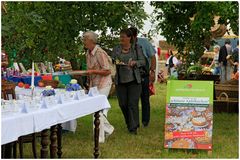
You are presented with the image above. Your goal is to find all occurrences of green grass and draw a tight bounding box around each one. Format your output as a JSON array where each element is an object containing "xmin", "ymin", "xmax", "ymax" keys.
[{"xmin": 21, "ymin": 83, "xmax": 238, "ymax": 158}]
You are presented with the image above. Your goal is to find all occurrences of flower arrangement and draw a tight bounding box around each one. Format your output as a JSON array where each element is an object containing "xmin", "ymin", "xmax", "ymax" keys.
[
  {"xmin": 66, "ymin": 79, "xmax": 81, "ymax": 91},
  {"xmin": 41, "ymin": 86, "xmax": 56, "ymax": 97}
]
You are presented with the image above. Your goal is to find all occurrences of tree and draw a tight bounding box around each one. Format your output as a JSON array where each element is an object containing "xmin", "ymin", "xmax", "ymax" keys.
[
  {"xmin": 2, "ymin": 1, "xmax": 147, "ymax": 68},
  {"xmin": 151, "ymin": 1, "xmax": 238, "ymax": 67}
]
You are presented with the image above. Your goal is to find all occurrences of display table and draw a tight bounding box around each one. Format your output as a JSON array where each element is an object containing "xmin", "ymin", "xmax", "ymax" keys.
[
  {"xmin": 7, "ymin": 76, "xmax": 42, "ymax": 86},
  {"xmin": 6, "ymin": 74, "xmax": 71, "ymax": 86},
  {"xmin": 53, "ymin": 75, "xmax": 71, "ymax": 85},
  {"xmin": 1, "ymin": 95, "xmax": 110, "ymax": 158}
]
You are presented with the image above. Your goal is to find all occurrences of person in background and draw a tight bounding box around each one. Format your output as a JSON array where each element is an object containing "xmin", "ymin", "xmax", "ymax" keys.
[
  {"xmin": 1, "ymin": 38, "xmax": 8, "ymax": 69},
  {"xmin": 1, "ymin": 49, "xmax": 8, "ymax": 69},
  {"xmin": 166, "ymin": 50, "xmax": 178, "ymax": 78},
  {"xmin": 209, "ymin": 45, "xmax": 221, "ymax": 75},
  {"xmin": 129, "ymin": 27, "xmax": 156, "ymax": 127},
  {"xmin": 165, "ymin": 50, "xmax": 170, "ymax": 61},
  {"xmin": 232, "ymin": 40, "xmax": 239, "ymax": 74},
  {"xmin": 112, "ymin": 28, "xmax": 146, "ymax": 134},
  {"xmin": 82, "ymin": 31, "xmax": 114, "ymax": 143},
  {"xmin": 218, "ymin": 39, "xmax": 232, "ymax": 83}
]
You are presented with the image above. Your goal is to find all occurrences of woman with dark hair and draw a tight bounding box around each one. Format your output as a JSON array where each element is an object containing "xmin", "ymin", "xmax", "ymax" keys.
[{"xmin": 112, "ymin": 29, "xmax": 146, "ymax": 134}]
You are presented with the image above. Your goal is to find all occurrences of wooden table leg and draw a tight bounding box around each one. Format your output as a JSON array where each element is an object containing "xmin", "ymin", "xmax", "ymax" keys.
[
  {"xmin": 18, "ymin": 137, "xmax": 23, "ymax": 158},
  {"xmin": 57, "ymin": 124, "xmax": 63, "ymax": 158},
  {"xmin": 41, "ymin": 129, "xmax": 49, "ymax": 158},
  {"xmin": 94, "ymin": 111, "xmax": 100, "ymax": 158},
  {"xmin": 32, "ymin": 133, "xmax": 37, "ymax": 158},
  {"xmin": 1, "ymin": 145, "xmax": 5, "ymax": 158},
  {"xmin": 50, "ymin": 125, "xmax": 58, "ymax": 158},
  {"xmin": 3, "ymin": 142, "xmax": 13, "ymax": 158},
  {"xmin": 13, "ymin": 141, "xmax": 17, "ymax": 158}
]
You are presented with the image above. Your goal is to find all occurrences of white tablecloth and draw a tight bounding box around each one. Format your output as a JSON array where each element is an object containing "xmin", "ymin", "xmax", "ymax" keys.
[
  {"xmin": 1, "ymin": 95, "xmax": 110, "ymax": 145},
  {"xmin": 15, "ymin": 87, "xmax": 77, "ymax": 132}
]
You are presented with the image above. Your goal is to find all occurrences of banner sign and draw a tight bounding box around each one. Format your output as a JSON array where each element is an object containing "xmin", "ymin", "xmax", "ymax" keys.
[{"xmin": 164, "ymin": 80, "xmax": 213, "ymax": 150}]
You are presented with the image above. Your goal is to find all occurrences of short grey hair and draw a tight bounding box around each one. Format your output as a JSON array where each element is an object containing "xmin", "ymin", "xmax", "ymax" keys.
[
  {"xmin": 214, "ymin": 45, "xmax": 220, "ymax": 50},
  {"xmin": 82, "ymin": 31, "xmax": 98, "ymax": 44}
]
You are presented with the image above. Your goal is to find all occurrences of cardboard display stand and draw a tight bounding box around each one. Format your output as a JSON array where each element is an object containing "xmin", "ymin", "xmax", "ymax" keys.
[{"xmin": 164, "ymin": 80, "xmax": 213, "ymax": 151}]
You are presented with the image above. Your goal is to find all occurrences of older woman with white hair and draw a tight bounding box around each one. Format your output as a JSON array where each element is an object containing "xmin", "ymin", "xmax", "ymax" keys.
[
  {"xmin": 82, "ymin": 31, "xmax": 114, "ymax": 143},
  {"xmin": 209, "ymin": 45, "xmax": 221, "ymax": 75}
]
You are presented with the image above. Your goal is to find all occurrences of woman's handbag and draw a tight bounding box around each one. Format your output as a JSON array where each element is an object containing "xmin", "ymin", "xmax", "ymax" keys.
[{"xmin": 149, "ymin": 83, "xmax": 155, "ymax": 96}]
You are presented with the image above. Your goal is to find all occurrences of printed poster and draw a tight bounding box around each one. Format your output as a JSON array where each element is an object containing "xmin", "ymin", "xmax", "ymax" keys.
[{"xmin": 164, "ymin": 80, "xmax": 213, "ymax": 150}]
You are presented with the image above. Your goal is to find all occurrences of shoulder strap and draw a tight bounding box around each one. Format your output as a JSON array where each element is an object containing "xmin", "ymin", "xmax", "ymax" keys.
[
  {"xmin": 169, "ymin": 55, "xmax": 174, "ymax": 62},
  {"xmin": 169, "ymin": 55, "xmax": 174, "ymax": 67},
  {"xmin": 135, "ymin": 43, "xmax": 140, "ymax": 60}
]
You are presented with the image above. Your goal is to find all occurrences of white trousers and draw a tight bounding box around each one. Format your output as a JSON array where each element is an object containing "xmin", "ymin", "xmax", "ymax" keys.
[
  {"xmin": 61, "ymin": 84, "xmax": 114, "ymax": 141},
  {"xmin": 96, "ymin": 84, "xmax": 114, "ymax": 143},
  {"xmin": 62, "ymin": 120, "xmax": 77, "ymax": 132}
]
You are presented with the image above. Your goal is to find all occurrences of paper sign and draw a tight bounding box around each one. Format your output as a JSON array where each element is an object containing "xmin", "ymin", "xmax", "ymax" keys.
[
  {"xmin": 19, "ymin": 63, "xmax": 28, "ymax": 74},
  {"xmin": 74, "ymin": 90, "xmax": 87, "ymax": 100},
  {"xmin": 57, "ymin": 92, "xmax": 73, "ymax": 104},
  {"xmin": 21, "ymin": 103, "xmax": 29, "ymax": 113},
  {"xmin": 88, "ymin": 87, "xmax": 99, "ymax": 97},
  {"xmin": 41, "ymin": 96, "xmax": 57, "ymax": 108},
  {"xmin": 13, "ymin": 62, "xmax": 20, "ymax": 71},
  {"xmin": 23, "ymin": 100, "xmax": 39, "ymax": 112},
  {"xmin": 40, "ymin": 63, "xmax": 47, "ymax": 74}
]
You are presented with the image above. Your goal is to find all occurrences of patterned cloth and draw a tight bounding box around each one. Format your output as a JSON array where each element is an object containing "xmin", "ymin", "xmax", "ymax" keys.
[{"xmin": 86, "ymin": 45, "xmax": 112, "ymax": 90}]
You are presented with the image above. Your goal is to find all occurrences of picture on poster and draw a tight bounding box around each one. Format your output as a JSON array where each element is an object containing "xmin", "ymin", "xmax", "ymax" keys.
[{"xmin": 164, "ymin": 80, "xmax": 213, "ymax": 150}]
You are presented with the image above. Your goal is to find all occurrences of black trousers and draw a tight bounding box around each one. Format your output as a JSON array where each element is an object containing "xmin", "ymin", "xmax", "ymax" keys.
[
  {"xmin": 141, "ymin": 76, "xmax": 150, "ymax": 125},
  {"xmin": 116, "ymin": 81, "xmax": 142, "ymax": 132}
]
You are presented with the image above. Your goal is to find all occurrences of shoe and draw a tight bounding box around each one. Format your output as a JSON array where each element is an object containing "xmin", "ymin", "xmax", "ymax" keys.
[
  {"xmin": 129, "ymin": 129, "xmax": 137, "ymax": 135},
  {"xmin": 142, "ymin": 123, "xmax": 148, "ymax": 127}
]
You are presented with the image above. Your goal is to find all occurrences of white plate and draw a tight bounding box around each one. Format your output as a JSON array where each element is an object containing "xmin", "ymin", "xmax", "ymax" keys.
[{"xmin": 193, "ymin": 123, "xmax": 208, "ymax": 128}]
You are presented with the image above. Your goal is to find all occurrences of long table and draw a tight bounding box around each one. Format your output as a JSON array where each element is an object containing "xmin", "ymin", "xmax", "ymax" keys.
[{"xmin": 1, "ymin": 95, "xmax": 110, "ymax": 158}]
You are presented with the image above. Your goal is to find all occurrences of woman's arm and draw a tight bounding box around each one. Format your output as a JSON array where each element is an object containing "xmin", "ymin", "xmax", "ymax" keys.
[
  {"xmin": 209, "ymin": 59, "xmax": 214, "ymax": 68},
  {"xmin": 87, "ymin": 69, "xmax": 110, "ymax": 76}
]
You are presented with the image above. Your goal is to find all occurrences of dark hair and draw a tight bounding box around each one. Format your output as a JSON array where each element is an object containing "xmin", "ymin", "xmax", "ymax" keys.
[
  {"xmin": 128, "ymin": 27, "xmax": 138, "ymax": 37},
  {"xmin": 225, "ymin": 39, "xmax": 231, "ymax": 44},
  {"xmin": 120, "ymin": 28, "xmax": 134, "ymax": 43}
]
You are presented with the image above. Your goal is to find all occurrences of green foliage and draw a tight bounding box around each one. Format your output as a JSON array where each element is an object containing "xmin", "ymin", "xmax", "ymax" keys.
[
  {"xmin": 187, "ymin": 64, "xmax": 203, "ymax": 75},
  {"xmin": 2, "ymin": 2, "xmax": 147, "ymax": 68},
  {"xmin": 151, "ymin": 1, "xmax": 239, "ymax": 67},
  {"xmin": 169, "ymin": 75, "xmax": 178, "ymax": 80}
]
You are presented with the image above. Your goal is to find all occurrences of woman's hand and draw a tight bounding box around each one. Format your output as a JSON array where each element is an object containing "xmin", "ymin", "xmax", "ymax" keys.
[
  {"xmin": 128, "ymin": 60, "xmax": 137, "ymax": 67},
  {"xmin": 149, "ymin": 70, "xmax": 155, "ymax": 82},
  {"xmin": 234, "ymin": 62, "xmax": 239, "ymax": 66},
  {"xmin": 86, "ymin": 69, "xmax": 111, "ymax": 76}
]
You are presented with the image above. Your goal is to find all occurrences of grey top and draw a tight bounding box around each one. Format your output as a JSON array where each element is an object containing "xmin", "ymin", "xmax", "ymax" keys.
[
  {"xmin": 118, "ymin": 51, "xmax": 135, "ymax": 83},
  {"xmin": 112, "ymin": 44, "xmax": 146, "ymax": 85}
]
